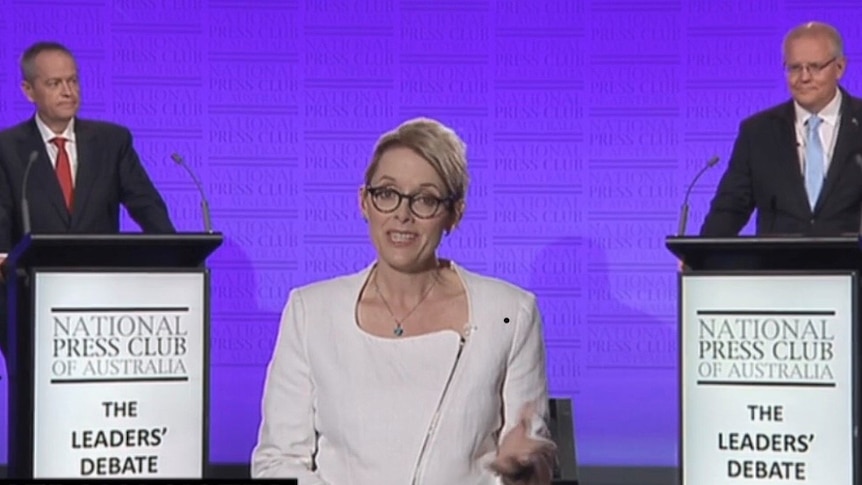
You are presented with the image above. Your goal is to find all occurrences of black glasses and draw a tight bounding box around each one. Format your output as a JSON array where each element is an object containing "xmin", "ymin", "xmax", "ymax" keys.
[
  {"xmin": 365, "ymin": 186, "xmax": 453, "ymax": 219},
  {"xmin": 784, "ymin": 57, "xmax": 837, "ymax": 76}
]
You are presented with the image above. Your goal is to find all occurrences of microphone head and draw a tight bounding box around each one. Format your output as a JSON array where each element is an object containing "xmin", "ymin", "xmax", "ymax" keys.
[
  {"xmin": 170, "ymin": 153, "xmax": 184, "ymax": 165},
  {"xmin": 28, "ymin": 150, "xmax": 38, "ymax": 163},
  {"xmin": 706, "ymin": 155, "xmax": 720, "ymax": 167}
]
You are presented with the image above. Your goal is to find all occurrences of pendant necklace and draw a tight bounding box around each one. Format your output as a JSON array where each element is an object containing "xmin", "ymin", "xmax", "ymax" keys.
[{"xmin": 373, "ymin": 270, "xmax": 438, "ymax": 337}]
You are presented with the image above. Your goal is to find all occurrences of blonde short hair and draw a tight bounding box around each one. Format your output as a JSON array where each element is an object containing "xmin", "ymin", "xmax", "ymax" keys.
[{"xmin": 364, "ymin": 117, "xmax": 470, "ymax": 203}]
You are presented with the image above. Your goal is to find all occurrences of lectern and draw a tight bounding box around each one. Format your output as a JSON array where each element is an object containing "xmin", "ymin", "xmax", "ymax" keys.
[
  {"xmin": 3, "ymin": 233, "xmax": 222, "ymax": 480},
  {"xmin": 667, "ymin": 236, "xmax": 861, "ymax": 485}
]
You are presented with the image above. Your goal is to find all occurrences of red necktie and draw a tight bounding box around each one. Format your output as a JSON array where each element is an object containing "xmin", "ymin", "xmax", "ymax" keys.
[{"xmin": 52, "ymin": 137, "xmax": 74, "ymax": 210}]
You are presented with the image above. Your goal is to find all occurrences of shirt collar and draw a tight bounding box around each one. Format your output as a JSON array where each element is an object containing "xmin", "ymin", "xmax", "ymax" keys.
[
  {"xmin": 34, "ymin": 115, "xmax": 76, "ymax": 144},
  {"xmin": 794, "ymin": 89, "xmax": 842, "ymax": 126}
]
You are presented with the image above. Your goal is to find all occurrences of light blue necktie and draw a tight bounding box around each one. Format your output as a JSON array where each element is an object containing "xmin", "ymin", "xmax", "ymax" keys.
[{"xmin": 805, "ymin": 115, "xmax": 824, "ymax": 210}]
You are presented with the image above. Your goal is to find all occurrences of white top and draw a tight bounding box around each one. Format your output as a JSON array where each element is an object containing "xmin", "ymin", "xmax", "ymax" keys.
[
  {"xmin": 251, "ymin": 262, "xmax": 552, "ymax": 485},
  {"xmin": 794, "ymin": 89, "xmax": 841, "ymax": 173}
]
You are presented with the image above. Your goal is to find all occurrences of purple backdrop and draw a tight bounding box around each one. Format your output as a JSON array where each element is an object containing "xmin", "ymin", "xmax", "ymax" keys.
[{"xmin": 1, "ymin": 0, "xmax": 861, "ymax": 468}]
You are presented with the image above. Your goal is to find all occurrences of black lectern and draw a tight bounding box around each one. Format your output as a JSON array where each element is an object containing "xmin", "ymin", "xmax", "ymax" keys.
[
  {"xmin": 667, "ymin": 236, "xmax": 861, "ymax": 485},
  {"xmin": 4, "ymin": 233, "xmax": 222, "ymax": 480}
]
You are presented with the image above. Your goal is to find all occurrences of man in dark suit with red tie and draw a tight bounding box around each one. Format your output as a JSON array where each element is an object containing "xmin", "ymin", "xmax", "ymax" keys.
[
  {"xmin": 700, "ymin": 22, "xmax": 862, "ymax": 236},
  {"xmin": 0, "ymin": 41, "xmax": 175, "ymax": 352}
]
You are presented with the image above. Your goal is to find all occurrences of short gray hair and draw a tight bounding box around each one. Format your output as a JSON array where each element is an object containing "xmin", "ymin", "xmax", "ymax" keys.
[
  {"xmin": 782, "ymin": 21, "xmax": 845, "ymax": 59},
  {"xmin": 20, "ymin": 41, "xmax": 75, "ymax": 82}
]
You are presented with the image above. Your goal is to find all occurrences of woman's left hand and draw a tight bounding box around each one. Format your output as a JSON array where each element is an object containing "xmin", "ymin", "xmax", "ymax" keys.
[{"xmin": 488, "ymin": 404, "xmax": 557, "ymax": 485}]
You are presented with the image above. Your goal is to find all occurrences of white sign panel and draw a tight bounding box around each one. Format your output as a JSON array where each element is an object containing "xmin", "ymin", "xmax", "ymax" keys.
[
  {"xmin": 681, "ymin": 274, "xmax": 856, "ymax": 485},
  {"xmin": 33, "ymin": 271, "xmax": 205, "ymax": 479},
  {"xmin": 682, "ymin": 273, "xmax": 855, "ymax": 484}
]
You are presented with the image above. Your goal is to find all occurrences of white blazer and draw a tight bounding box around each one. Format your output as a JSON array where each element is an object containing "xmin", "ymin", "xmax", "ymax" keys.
[{"xmin": 251, "ymin": 262, "xmax": 551, "ymax": 485}]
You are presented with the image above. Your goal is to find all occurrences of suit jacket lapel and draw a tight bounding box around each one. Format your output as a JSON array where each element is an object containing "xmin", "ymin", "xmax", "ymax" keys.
[
  {"xmin": 70, "ymin": 120, "xmax": 97, "ymax": 228},
  {"xmin": 17, "ymin": 119, "xmax": 71, "ymax": 225},
  {"xmin": 817, "ymin": 90, "xmax": 862, "ymax": 213},
  {"xmin": 773, "ymin": 102, "xmax": 812, "ymax": 216}
]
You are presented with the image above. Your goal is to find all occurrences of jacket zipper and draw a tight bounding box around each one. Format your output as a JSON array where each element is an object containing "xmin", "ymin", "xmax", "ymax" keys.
[{"xmin": 410, "ymin": 336, "xmax": 466, "ymax": 485}]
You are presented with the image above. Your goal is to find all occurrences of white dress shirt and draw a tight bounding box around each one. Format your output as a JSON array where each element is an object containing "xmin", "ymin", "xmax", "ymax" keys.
[
  {"xmin": 35, "ymin": 114, "xmax": 78, "ymax": 185},
  {"xmin": 794, "ymin": 89, "xmax": 841, "ymax": 174},
  {"xmin": 251, "ymin": 261, "xmax": 554, "ymax": 485}
]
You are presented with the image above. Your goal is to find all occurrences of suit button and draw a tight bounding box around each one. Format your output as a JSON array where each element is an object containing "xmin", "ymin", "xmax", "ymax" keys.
[{"xmin": 810, "ymin": 218, "xmax": 815, "ymax": 224}]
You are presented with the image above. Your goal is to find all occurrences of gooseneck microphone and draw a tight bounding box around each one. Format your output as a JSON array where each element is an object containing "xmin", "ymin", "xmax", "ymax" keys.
[
  {"xmin": 21, "ymin": 150, "xmax": 40, "ymax": 235},
  {"xmin": 677, "ymin": 155, "xmax": 721, "ymax": 236},
  {"xmin": 170, "ymin": 153, "xmax": 213, "ymax": 233}
]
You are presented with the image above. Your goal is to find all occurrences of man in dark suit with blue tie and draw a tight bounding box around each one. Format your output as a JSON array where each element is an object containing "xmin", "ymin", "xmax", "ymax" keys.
[
  {"xmin": 701, "ymin": 22, "xmax": 862, "ymax": 236},
  {"xmin": 0, "ymin": 41, "xmax": 175, "ymax": 352}
]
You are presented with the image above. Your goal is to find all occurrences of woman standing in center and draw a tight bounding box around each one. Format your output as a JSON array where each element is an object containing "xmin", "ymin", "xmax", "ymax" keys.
[{"xmin": 252, "ymin": 118, "xmax": 557, "ymax": 484}]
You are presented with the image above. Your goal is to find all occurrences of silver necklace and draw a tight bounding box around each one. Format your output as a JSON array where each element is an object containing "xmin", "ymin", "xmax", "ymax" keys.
[{"xmin": 373, "ymin": 271, "xmax": 438, "ymax": 337}]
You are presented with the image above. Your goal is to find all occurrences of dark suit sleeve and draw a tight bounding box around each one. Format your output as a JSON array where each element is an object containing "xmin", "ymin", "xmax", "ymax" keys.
[
  {"xmin": 699, "ymin": 121, "xmax": 756, "ymax": 236},
  {"xmin": 0, "ymin": 152, "xmax": 14, "ymax": 253},
  {"xmin": 116, "ymin": 128, "xmax": 176, "ymax": 233}
]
